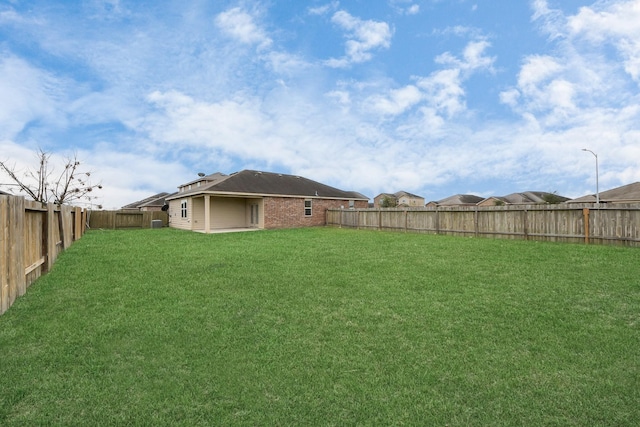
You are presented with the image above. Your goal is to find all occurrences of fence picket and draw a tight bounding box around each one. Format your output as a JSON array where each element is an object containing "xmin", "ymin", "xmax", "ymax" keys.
[
  {"xmin": 0, "ymin": 195, "xmax": 86, "ymax": 316},
  {"xmin": 327, "ymin": 204, "xmax": 640, "ymax": 247}
]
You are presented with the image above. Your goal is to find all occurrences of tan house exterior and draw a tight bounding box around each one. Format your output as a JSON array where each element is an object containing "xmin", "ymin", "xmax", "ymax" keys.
[
  {"xmin": 374, "ymin": 191, "xmax": 425, "ymax": 208},
  {"xmin": 165, "ymin": 170, "xmax": 369, "ymax": 232}
]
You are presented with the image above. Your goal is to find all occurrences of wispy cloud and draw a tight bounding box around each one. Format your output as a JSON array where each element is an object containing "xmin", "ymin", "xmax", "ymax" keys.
[
  {"xmin": 324, "ymin": 10, "xmax": 393, "ymax": 67},
  {"xmin": 308, "ymin": 2, "xmax": 339, "ymax": 16},
  {"xmin": 215, "ymin": 7, "xmax": 273, "ymax": 50},
  {"xmin": 363, "ymin": 38, "xmax": 495, "ymax": 119}
]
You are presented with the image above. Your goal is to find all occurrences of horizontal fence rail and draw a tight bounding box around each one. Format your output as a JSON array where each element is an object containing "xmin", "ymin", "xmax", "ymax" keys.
[
  {"xmin": 327, "ymin": 204, "xmax": 640, "ymax": 247},
  {"xmin": 88, "ymin": 210, "xmax": 168, "ymax": 229},
  {"xmin": 1, "ymin": 195, "xmax": 86, "ymax": 316}
]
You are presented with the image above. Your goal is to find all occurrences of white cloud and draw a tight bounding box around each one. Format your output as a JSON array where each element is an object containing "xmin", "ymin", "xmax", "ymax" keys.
[
  {"xmin": 214, "ymin": 7, "xmax": 272, "ymax": 50},
  {"xmin": 435, "ymin": 39, "xmax": 495, "ymax": 73},
  {"xmin": 414, "ymin": 39, "xmax": 494, "ymax": 118},
  {"xmin": 530, "ymin": 0, "xmax": 566, "ymax": 39},
  {"xmin": 416, "ymin": 69, "xmax": 465, "ymax": 117},
  {"xmin": 517, "ymin": 55, "xmax": 563, "ymax": 91},
  {"xmin": 325, "ymin": 10, "xmax": 393, "ymax": 67},
  {"xmin": 367, "ymin": 85, "xmax": 423, "ymax": 116},
  {"xmin": 504, "ymin": 0, "xmax": 640, "ymax": 133},
  {"xmin": 567, "ymin": 0, "xmax": 640, "ymax": 81},
  {"xmin": 342, "ymin": 38, "xmax": 494, "ymax": 122},
  {"xmin": 407, "ymin": 5, "xmax": 420, "ymax": 15},
  {"xmin": 308, "ymin": 2, "xmax": 339, "ymax": 16}
]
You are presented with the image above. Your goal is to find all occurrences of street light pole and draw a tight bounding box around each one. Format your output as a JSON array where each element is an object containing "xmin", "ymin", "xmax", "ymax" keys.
[{"xmin": 582, "ymin": 149, "xmax": 599, "ymax": 204}]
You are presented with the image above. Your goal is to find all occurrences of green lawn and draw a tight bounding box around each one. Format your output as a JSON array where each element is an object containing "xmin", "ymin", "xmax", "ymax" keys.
[{"xmin": 1, "ymin": 227, "xmax": 638, "ymax": 426}]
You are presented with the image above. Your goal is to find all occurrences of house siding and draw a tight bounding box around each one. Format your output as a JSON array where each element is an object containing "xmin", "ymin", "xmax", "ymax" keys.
[
  {"xmin": 191, "ymin": 197, "xmax": 206, "ymax": 230},
  {"xmin": 210, "ymin": 197, "xmax": 248, "ymax": 228},
  {"xmin": 263, "ymin": 197, "xmax": 368, "ymax": 229},
  {"xmin": 168, "ymin": 198, "xmax": 193, "ymax": 230}
]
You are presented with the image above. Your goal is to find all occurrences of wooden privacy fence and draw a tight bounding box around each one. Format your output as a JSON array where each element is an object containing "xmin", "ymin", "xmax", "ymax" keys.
[
  {"xmin": 88, "ymin": 210, "xmax": 168, "ymax": 229},
  {"xmin": 1, "ymin": 195, "xmax": 86, "ymax": 316},
  {"xmin": 327, "ymin": 204, "xmax": 640, "ymax": 247}
]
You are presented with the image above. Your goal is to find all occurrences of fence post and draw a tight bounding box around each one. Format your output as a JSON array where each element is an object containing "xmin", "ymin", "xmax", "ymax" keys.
[
  {"xmin": 46, "ymin": 203, "xmax": 57, "ymax": 271},
  {"xmin": 523, "ymin": 208, "xmax": 529, "ymax": 240},
  {"xmin": 58, "ymin": 205, "xmax": 67, "ymax": 249},
  {"xmin": 583, "ymin": 208, "xmax": 590, "ymax": 244},
  {"xmin": 0, "ymin": 196, "xmax": 9, "ymax": 314},
  {"xmin": 74, "ymin": 207, "xmax": 82, "ymax": 241},
  {"xmin": 474, "ymin": 207, "xmax": 479, "ymax": 237},
  {"xmin": 5, "ymin": 196, "xmax": 26, "ymax": 303}
]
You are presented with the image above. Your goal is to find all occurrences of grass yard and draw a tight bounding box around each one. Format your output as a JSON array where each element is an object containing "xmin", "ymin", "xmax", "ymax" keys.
[{"xmin": 0, "ymin": 227, "xmax": 638, "ymax": 426}]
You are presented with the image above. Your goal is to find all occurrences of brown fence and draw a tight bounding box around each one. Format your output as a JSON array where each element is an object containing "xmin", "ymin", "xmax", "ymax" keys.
[
  {"xmin": 327, "ymin": 204, "xmax": 640, "ymax": 246},
  {"xmin": 88, "ymin": 210, "xmax": 168, "ymax": 229},
  {"xmin": 1, "ymin": 195, "xmax": 86, "ymax": 316}
]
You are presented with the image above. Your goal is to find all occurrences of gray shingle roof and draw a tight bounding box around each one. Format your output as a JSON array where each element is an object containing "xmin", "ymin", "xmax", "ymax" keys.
[
  {"xmin": 394, "ymin": 190, "xmax": 424, "ymax": 199},
  {"xmin": 502, "ymin": 191, "xmax": 569, "ymax": 204},
  {"xmin": 568, "ymin": 182, "xmax": 640, "ymax": 203},
  {"xmin": 122, "ymin": 192, "xmax": 170, "ymax": 209},
  {"xmin": 435, "ymin": 194, "xmax": 484, "ymax": 205},
  {"xmin": 168, "ymin": 170, "xmax": 369, "ymax": 200}
]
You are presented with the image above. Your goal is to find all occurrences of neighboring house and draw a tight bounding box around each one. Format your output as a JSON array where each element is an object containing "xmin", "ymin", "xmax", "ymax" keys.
[
  {"xmin": 122, "ymin": 192, "xmax": 171, "ymax": 211},
  {"xmin": 165, "ymin": 170, "xmax": 369, "ymax": 232},
  {"xmin": 567, "ymin": 182, "xmax": 640, "ymax": 204},
  {"xmin": 374, "ymin": 191, "xmax": 425, "ymax": 208},
  {"xmin": 426, "ymin": 194, "xmax": 484, "ymax": 207},
  {"xmin": 477, "ymin": 191, "xmax": 569, "ymax": 207}
]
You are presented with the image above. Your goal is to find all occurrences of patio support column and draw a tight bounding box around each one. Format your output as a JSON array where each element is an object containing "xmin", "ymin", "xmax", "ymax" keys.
[{"xmin": 204, "ymin": 195, "xmax": 211, "ymax": 233}]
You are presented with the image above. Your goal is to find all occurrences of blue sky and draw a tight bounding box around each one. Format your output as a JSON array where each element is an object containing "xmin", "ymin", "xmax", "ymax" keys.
[{"xmin": 1, "ymin": 0, "xmax": 639, "ymax": 208}]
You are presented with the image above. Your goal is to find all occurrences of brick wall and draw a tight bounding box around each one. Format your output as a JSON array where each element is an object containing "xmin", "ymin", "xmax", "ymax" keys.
[{"xmin": 264, "ymin": 197, "xmax": 368, "ymax": 229}]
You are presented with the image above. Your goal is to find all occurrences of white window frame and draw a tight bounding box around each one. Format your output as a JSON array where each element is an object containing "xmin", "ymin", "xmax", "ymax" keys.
[
  {"xmin": 304, "ymin": 199, "xmax": 312, "ymax": 216},
  {"xmin": 181, "ymin": 200, "xmax": 188, "ymax": 218}
]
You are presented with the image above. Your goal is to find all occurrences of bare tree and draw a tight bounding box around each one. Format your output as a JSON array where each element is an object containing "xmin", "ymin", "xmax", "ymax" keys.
[{"xmin": 0, "ymin": 148, "xmax": 103, "ymax": 207}]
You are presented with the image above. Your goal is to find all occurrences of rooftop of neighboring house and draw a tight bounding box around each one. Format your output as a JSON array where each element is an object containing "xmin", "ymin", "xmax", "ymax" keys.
[
  {"xmin": 433, "ymin": 194, "xmax": 485, "ymax": 206},
  {"xmin": 394, "ymin": 190, "xmax": 424, "ymax": 199},
  {"xmin": 499, "ymin": 191, "xmax": 570, "ymax": 204},
  {"xmin": 122, "ymin": 192, "xmax": 170, "ymax": 210},
  {"xmin": 567, "ymin": 181, "xmax": 640, "ymax": 203},
  {"xmin": 167, "ymin": 170, "xmax": 369, "ymax": 201}
]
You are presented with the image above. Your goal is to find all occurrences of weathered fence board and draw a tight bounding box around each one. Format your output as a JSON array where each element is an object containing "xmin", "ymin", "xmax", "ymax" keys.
[
  {"xmin": 0, "ymin": 195, "xmax": 85, "ymax": 316},
  {"xmin": 327, "ymin": 204, "xmax": 640, "ymax": 247},
  {"xmin": 88, "ymin": 210, "xmax": 168, "ymax": 229}
]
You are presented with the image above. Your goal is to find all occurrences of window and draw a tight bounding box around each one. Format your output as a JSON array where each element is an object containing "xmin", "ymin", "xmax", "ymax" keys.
[
  {"xmin": 304, "ymin": 199, "xmax": 312, "ymax": 216},
  {"xmin": 250, "ymin": 204, "xmax": 259, "ymax": 225},
  {"xmin": 181, "ymin": 200, "xmax": 188, "ymax": 218},
  {"xmin": 349, "ymin": 200, "xmax": 355, "ymax": 209}
]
